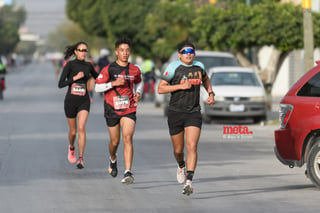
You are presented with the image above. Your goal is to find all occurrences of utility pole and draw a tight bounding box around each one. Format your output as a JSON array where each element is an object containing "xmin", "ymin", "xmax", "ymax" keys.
[{"xmin": 302, "ymin": 0, "xmax": 314, "ymax": 72}]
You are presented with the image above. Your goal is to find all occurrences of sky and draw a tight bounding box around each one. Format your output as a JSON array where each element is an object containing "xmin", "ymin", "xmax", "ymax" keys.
[{"xmin": 13, "ymin": 0, "xmax": 67, "ymax": 38}]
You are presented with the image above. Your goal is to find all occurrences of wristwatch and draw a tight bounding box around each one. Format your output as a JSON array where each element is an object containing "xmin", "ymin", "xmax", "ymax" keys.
[{"xmin": 208, "ymin": 91, "xmax": 215, "ymax": 96}]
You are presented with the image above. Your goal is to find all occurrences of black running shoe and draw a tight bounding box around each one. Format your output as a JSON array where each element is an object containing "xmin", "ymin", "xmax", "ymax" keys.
[
  {"xmin": 76, "ymin": 158, "xmax": 84, "ymax": 169},
  {"xmin": 121, "ymin": 171, "xmax": 134, "ymax": 184},
  {"xmin": 108, "ymin": 160, "xmax": 118, "ymax": 177}
]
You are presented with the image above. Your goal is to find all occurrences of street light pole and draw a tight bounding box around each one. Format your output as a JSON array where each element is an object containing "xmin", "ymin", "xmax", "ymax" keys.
[{"xmin": 302, "ymin": 0, "xmax": 314, "ymax": 72}]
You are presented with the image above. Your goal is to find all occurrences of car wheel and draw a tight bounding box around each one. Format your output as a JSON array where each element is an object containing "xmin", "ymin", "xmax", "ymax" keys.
[
  {"xmin": 0, "ymin": 86, "xmax": 3, "ymax": 100},
  {"xmin": 155, "ymin": 101, "xmax": 161, "ymax": 108},
  {"xmin": 306, "ymin": 140, "xmax": 320, "ymax": 188},
  {"xmin": 202, "ymin": 114, "xmax": 211, "ymax": 124},
  {"xmin": 253, "ymin": 116, "xmax": 266, "ymax": 124}
]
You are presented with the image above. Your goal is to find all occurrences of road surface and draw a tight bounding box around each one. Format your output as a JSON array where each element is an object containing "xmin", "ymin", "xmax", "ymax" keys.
[{"xmin": 0, "ymin": 61, "xmax": 319, "ymax": 213}]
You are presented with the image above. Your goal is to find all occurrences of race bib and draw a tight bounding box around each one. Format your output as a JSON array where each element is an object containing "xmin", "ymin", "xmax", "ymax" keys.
[
  {"xmin": 113, "ymin": 95, "xmax": 130, "ymax": 110},
  {"xmin": 71, "ymin": 83, "xmax": 86, "ymax": 96}
]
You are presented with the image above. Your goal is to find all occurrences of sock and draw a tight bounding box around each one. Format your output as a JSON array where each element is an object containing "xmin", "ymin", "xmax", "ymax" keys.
[
  {"xmin": 109, "ymin": 157, "xmax": 117, "ymax": 163},
  {"xmin": 178, "ymin": 160, "xmax": 185, "ymax": 168},
  {"xmin": 186, "ymin": 171, "xmax": 194, "ymax": 181},
  {"xmin": 69, "ymin": 146, "xmax": 75, "ymax": 151}
]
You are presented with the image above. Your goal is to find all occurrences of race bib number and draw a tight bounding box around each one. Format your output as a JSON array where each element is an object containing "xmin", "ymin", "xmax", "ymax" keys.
[
  {"xmin": 71, "ymin": 83, "xmax": 86, "ymax": 96},
  {"xmin": 113, "ymin": 95, "xmax": 130, "ymax": 110}
]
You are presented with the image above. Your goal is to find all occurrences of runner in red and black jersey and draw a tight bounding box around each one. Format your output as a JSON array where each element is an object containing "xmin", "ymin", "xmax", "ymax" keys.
[
  {"xmin": 58, "ymin": 41, "xmax": 98, "ymax": 169},
  {"xmin": 95, "ymin": 37, "xmax": 143, "ymax": 184}
]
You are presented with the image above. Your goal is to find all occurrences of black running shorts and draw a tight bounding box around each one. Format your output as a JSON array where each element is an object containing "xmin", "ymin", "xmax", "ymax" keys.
[
  {"xmin": 105, "ymin": 112, "xmax": 136, "ymax": 127},
  {"xmin": 64, "ymin": 98, "xmax": 90, "ymax": 118},
  {"xmin": 167, "ymin": 109, "xmax": 202, "ymax": 136}
]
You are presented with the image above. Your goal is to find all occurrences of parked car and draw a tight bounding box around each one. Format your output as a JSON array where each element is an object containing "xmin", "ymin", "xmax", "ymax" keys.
[
  {"xmin": 155, "ymin": 50, "xmax": 239, "ymax": 113},
  {"xmin": 274, "ymin": 61, "xmax": 320, "ymax": 188},
  {"xmin": 200, "ymin": 66, "xmax": 267, "ymax": 123}
]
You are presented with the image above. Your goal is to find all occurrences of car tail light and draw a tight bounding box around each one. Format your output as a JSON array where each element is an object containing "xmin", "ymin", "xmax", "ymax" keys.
[{"xmin": 279, "ymin": 104, "xmax": 293, "ymax": 129}]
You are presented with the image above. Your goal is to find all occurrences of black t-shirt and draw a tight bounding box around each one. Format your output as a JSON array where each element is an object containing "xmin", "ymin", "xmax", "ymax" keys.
[
  {"xmin": 58, "ymin": 59, "xmax": 98, "ymax": 101},
  {"xmin": 161, "ymin": 60, "xmax": 206, "ymax": 113}
]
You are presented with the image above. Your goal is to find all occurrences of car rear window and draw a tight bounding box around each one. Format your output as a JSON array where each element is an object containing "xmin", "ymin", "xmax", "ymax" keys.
[
  {"xmin": 195, "ymin": 56, "xmax": 238, "ymax": 69},
  {"xmin": 211, "ymin": 72, "xmax": 261, "ymax": 86},
  {"xmin": 297, "ymin": 72, "xmax": 320, "ymax": 97}
]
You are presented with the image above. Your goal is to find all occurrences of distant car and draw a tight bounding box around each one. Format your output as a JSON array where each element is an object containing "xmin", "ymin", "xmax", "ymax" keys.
[
  {"xmin": 200, "ymin": 66, "xmax": 267, "ymax": 123},
  {"xmin": 156, "ymin": 50, "xmax": 239, "ymax": 113},
  {"xmin": 274, "ymin": 61, "xmax": 320, "ymax": 188}
]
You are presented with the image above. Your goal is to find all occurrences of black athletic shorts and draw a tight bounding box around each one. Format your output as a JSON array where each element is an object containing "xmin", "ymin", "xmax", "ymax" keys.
[
  {"xmin": 105, "ymin": 112, "xmax": 136, "ymax": 127},
  {"xmin": 167, "ymin": 109, "xmax": 202, "ymax": 136},
  {"xmin": 64, "ymin": 98, "xmax": 90, "ymax": 118}
]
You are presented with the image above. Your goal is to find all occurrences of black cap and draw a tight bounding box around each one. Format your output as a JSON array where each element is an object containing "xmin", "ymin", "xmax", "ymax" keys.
[{"xmin": 177, "ymin": 41, "xmax": 195, "ymax": 53}]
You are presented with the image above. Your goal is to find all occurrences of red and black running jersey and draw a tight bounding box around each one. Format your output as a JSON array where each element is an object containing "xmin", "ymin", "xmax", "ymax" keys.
[{"xmin": 95, "ymin": 62, "xmax": 142, "ymax": 117}]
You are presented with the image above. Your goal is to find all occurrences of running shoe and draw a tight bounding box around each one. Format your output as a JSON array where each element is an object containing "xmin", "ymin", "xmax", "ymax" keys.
[
  {"xmin": 108, "ymin": 159, "xmax": 118, "ymax": 177},
  {"xmin": 176, "ymin": 166, "xmax": 186, "ymax": 184},
  {"xmin": 121, "ymin": 171, "xmax": 134, "ymax": 184},
  {"xmin": 68, "ymin": 146, "xmax": 76, "ymax": 164},
  {"xmin": 76, "ymin": 158, "xmax": 84, "ymax": 169},
  {"xmin": 182, "ymin": 180, "xmax": 193, "ymax": 196}
]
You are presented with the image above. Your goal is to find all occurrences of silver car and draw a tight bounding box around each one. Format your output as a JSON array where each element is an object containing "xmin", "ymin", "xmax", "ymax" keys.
[{"xmin": 200, "ymin": 66, "xmax": 267, "ymax": 123}]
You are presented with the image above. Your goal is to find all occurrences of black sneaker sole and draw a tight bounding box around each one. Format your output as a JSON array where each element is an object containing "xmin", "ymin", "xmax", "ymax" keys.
[
  {"xmin": 109, "ymin": 167, "xmax": 118, "ymax": 177},
  {"xmin": 77, "ymin": 163, "xmax": 84, "ymax": 169},
  {"xmin": 182, "ymin": 185, "xmax": 193, "ymax": 196}
]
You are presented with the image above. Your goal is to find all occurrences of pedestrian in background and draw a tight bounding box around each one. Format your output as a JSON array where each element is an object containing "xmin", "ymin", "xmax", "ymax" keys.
[
  {"xmin": 158, "ymin": 41, "xmax": 215, "ymax": 195},
  {"xmin": 140, "ymin": 58, "xmax": 155, "ymax": 101},
  {"xmin": 0, "ymin": 58, "xmax": 6, "ymax": 100},
  {"xmin": 95, "ymin": 37, "xmax": 143, "ymax": 184},
  {"xmin": 96, "ymin": 48, "xmax": 110, "ymax": 97},
  {"xmin": 58, "ymin": 41, "xmax": 99, "ymax": 169}
]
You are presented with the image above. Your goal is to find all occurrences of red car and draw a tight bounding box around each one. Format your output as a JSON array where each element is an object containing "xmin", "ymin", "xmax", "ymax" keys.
[{"xmin": 274, "ymin": 61, "xmax": 320, "ymax": 188}]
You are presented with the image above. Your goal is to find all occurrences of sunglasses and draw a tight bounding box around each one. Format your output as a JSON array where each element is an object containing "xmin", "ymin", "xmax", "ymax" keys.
[
  {"xmin": 76, "ymin": 48, "xmax": 88, "ymax": 52},
  {"xmin": 180, "ymin": 48, "xmax": 195, "ymax": 54}
]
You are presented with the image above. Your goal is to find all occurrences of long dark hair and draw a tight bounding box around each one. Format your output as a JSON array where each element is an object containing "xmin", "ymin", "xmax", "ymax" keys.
[{"xmin": 64, "ymin": 41, "xmax": 88, "ymax": 60}]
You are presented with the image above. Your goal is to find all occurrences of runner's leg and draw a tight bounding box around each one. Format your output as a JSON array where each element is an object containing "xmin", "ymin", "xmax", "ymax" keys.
[
  {"xmin": 184, "ymin": 126, "xmax": 201, "ymax": 171},
  {"xmin": 171, "ymin": 131, "xmax": 185, "ymax": 163},
  {"xmin": 108, "ymin": 124, "xmax": 121, "ymax": 161},
  {"xmin": 67, "ymin": 117, "xmax": 77, "ymax": 149},
  {"xmin": 120, "ymin": 117, "xmax": 135, "ymax": 171},
  {"xmin": 77, "ymin": 110, "xmax": 89, "ymax": 158}
]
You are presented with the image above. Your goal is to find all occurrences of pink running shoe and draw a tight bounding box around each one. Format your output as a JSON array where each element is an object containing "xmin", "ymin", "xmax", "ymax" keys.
[{"xmin": 68, "ymin": 146, "xmax": 76, "ymax": 164}]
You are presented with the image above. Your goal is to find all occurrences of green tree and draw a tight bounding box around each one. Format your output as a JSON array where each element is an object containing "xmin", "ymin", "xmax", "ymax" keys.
[
  {"xmin": 66, "ymin": 0, "xmax": 158, "ymax": 58},
  {"xmin": 45, "ymin": 20, "xmax": 110, "ymax": 58},
  {"xmin": 0, "ymin": 5, "xmax": 26, "ymax": 55},
  {"xmin": 191, "ymin": 1, "xmax": 314, "ymax": 82},
  {"xmin": 145, "ymin": 0, "xmax": 196, "ymax": 62}
]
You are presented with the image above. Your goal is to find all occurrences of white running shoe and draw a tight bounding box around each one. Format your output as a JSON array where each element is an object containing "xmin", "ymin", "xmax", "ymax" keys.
[
  {"xmin": 121, "ymin": 171, "xmax": 134, "ymax": 184},
  {"xmin": 176, "ymin": 166, "xmax": 186, "ymax": 184},
  {"xmin": 182, "ymin": 180, "xmax": 193, "ymax": 196}
]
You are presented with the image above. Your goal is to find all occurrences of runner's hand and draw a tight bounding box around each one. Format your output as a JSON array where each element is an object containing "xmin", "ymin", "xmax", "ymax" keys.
[
  {"xmin": 134, "ymin": 92, "xmax": 141, "ymax": 102},
  {"xmin": 73, "ymin": 72, "xmax": 84, "ymax": 81},
  {"xmin": 112, "ymin": 77, "xmax": 126, "ymax": 87},
  {"xmin": 180, "ymin": 79, "xmax": 192, "ymax": 90},
  {"xmin": 206, "ymin": 96, "xmax": 215, "ymax": 105}
]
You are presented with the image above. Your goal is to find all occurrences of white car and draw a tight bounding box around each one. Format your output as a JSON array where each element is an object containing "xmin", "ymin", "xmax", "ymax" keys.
[
  {"xmin": 200, "ymin": 66, "xmax": 267, "ymax": 123},
  {"xmin": 155, "ymin": 50, "xmax": 239, "ymax": 113}
]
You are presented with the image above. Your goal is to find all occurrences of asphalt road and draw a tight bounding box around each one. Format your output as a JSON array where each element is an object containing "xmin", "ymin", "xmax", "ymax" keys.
[{"xmin": 0, "ymin": 61, "xmax": 319, "ymax": 213}]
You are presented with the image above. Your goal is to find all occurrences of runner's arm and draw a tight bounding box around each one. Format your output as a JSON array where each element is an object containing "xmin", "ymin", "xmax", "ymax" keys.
[
  {"xmin": 135, "ymin": 80, "xmax": 143, "ymax": 94},
  {"xmin": 95, "ymin": 82, "xmax": 113, "ymax": 92}
]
